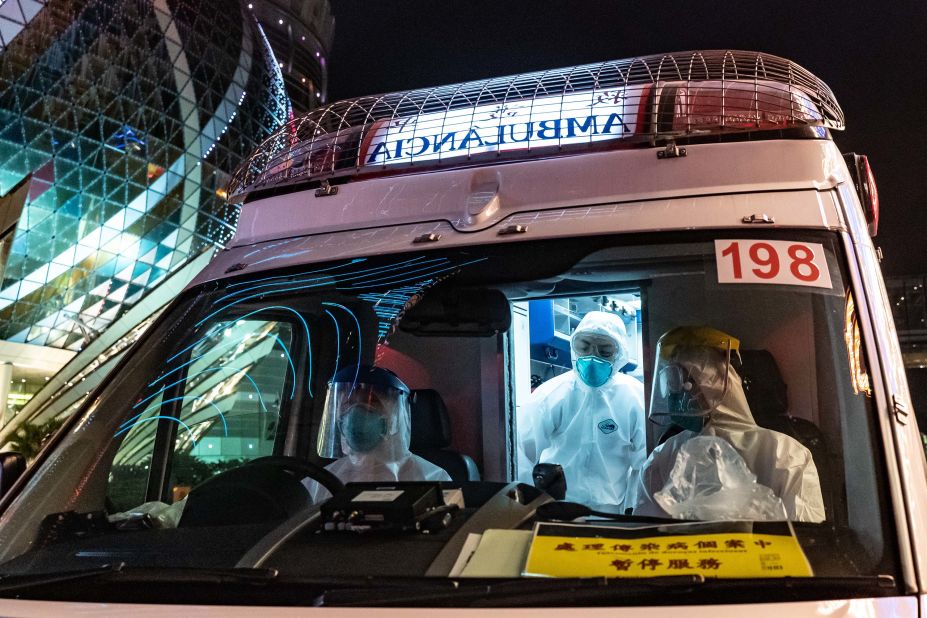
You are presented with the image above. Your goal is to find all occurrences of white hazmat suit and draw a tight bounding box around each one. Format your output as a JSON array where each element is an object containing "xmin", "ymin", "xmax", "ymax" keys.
[
  {"xmin": 518, "ymin": 311, "xmax": 646, "ymax": 509},
  {"xmin": 306, "ymin": 366, "xmax": 450, "ymax": 502},
  {"xmin": 307, "ymin": 447, "xmax": 450, "ymax": 503},
  {"xmin": 635, "ymin": 327, "xmax": 825, "ymax": 522}
]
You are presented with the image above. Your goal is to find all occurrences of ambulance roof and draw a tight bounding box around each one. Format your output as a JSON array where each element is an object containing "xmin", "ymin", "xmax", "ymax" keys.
[{"xmin": 227, "ymin": 50, "xmax": 843, "ymax": 201}]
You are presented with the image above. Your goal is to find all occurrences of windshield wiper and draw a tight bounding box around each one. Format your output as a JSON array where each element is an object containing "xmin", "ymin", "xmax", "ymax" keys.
[
  {"xmin": 0, "ymin": 566, "xmax": 895, "ymax": 606},
  {"xmin": 315, "ymin": 574, "xmax": 896, "ymax": 607},
  {"xmin": 317, "ymin": 574, "xmax": 705, "ymax": 606},
  {"xmin": 0, "ymin": 563, "xmax": 125, "ymax": 594},
  {"xmin": 0, "ymin": 564, "xmax": 278, "ymax": 594}
]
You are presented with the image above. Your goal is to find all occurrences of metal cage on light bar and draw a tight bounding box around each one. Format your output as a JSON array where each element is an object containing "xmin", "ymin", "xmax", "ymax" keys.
[{"xmin": 227, "ymin": 50, "xmax": 844, "ymax": 200}]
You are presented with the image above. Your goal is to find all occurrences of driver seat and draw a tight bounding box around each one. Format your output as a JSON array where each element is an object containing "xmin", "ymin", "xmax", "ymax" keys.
[
  {"xmin": 410, "ymin": 389, "xmax": 480, "ymax": 482},
  {"xmin": 739, "ymin": 349, "xmax": 833, "ymax": 518}
]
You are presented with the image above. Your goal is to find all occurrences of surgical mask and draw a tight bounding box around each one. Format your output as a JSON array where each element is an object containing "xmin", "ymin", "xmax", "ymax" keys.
[
  {"xmin": 575, "ymin": 355, "xmax": 613, "ymax": 388},
  {"xmin": 340, "ymin": 404, "xmax": 388, "ymax": 453}
]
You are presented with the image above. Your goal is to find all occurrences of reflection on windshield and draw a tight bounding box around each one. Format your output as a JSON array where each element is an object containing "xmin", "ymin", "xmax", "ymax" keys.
[{"xmin": 0, "ymin": 234, "xmax": 894, "ymax": 597}]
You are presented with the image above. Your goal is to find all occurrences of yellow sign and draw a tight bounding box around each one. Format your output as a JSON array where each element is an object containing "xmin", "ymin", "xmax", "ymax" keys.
[{"xmin": 524, "ymin": 521, "xmax": 813, "ymax": 578}]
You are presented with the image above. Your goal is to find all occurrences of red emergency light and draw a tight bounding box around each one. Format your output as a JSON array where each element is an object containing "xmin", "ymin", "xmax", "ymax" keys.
[
  {"xmin": 843, "ymin": 153, "xmax": 880, "ymax": 237},
  {"xmin": 661, "ymin": 80, "xmax": 822, "ymax": 134}
]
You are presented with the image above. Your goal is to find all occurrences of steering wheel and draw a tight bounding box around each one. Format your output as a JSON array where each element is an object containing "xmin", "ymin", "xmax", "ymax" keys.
[
  {"xmin": 178, "ymin": 455, "xmax": 345, "ymax": 527},
  {"xmin": 245, "ymin": 455, "xmax": 344, "ymax": 497}
]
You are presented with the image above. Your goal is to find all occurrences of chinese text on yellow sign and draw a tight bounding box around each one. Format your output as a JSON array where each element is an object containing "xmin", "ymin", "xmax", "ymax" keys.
[{"xmin": 524, "ymin": 521, "xmax": 812, "ymax": 578}]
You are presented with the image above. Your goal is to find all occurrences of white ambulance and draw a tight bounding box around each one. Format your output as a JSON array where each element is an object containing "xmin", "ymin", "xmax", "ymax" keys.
[{"xmin": 0, "ymin": 50, "xmax": 922, "ymax": 616}]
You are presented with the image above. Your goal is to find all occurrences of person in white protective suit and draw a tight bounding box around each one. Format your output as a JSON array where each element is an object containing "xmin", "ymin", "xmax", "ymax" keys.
[
  {"xmin": 634, "ymin": 326, "xmax": 825, "ymax": 522},
  {"xmin": 518, "ymin": 311, "xmax": 646, "ymax": 509},
  {"xmin": 306, "ymin": 365, "xmax": 451, "ymax": 502}
]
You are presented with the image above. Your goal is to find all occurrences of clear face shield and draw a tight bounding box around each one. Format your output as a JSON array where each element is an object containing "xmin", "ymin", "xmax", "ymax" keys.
[
  {"xmin": 650, "ymin": 328, "xmax": 740, "ymax": 433},
  {"xmin": 317, "ymin": 374, "xmax": 411, "ymax": 461}
]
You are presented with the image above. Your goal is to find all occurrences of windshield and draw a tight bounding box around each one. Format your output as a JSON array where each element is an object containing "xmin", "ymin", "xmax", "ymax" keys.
[{"xmin": 0, "ymin": 231, "xmax": 897, "ymax": 604}]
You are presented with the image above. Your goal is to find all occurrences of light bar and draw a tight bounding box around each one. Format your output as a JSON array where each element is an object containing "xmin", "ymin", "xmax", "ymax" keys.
[
  {"xmin": 360, "ymin": 85, "xmax": 647, "ymax": 167},
  {"xmin": 228, "ymin": 50, "xmax": 844, "ymax": 200}
]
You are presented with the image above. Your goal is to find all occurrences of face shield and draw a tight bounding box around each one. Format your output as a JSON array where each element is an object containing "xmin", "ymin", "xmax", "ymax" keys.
[
  {"xmin": 650, "ymin": 326, "xmax": 740, "ymax": 432},
  {"xmin": 570, "ymin": 311, "xmax": 630, "ymax": 388},
  {"xmin": 317, "ymin": 366, "xmax": 412, "ymax": 461}
]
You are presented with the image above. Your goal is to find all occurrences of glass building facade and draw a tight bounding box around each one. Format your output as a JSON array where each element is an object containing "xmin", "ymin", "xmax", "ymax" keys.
[{"xmin": 0, "ymin": 0, "xmax": 289, "ymax": 353}]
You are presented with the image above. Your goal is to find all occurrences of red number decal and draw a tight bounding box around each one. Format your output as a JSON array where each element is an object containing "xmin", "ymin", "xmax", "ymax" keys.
[
  {"xmin": 788, "ymin": 244, "xmax": 820, "ymax": 282},
  {"xmin": 749, "ymin": 242, "xmax": 779, "ymax": 279},
  {"xmin": 720, "ymin": 242, "xmax": 742, "ymax": 279}
]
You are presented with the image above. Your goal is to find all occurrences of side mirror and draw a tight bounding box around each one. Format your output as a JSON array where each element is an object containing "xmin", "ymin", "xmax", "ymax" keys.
[
  {"xmin": 0, "ymin": 452, "xmax": 26, "ymax": 498},
  {"xmin": 532, "ymin": 463, "xmax": 566, "ymax": 500}
]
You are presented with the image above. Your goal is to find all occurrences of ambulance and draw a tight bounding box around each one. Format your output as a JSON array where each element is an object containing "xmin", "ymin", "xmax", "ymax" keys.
[{"xmin": 0, "ymin": 50, "xmax": 922, "ymax": 615}]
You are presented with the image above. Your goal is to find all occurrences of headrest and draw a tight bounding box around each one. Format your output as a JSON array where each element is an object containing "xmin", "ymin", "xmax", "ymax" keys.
[
  {"xmin": 410, "ymin": 389, "xmax": 452, "ymax": 449},
  {"xmin": 739, "ymin": 349, "xmax": 788, "ymax": 420}
]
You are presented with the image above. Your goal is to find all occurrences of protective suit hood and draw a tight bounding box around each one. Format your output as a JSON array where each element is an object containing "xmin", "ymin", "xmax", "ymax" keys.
[
  {"xmin": 706, "ymin": 367, "xmax": 756, "ymax": 431},
  {"xmin": 570, "ymin": 311, "xmax": 631, "ymax": 390}
]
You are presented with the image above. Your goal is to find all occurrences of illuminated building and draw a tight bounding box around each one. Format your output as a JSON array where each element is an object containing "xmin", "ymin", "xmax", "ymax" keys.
[
  {"xmin": 248, "ymin": 0, "xmax": 334, "ymax": 113},
  {"xmin": 0, "ymin": 0, "xmax": 302, "ymax": 427}
]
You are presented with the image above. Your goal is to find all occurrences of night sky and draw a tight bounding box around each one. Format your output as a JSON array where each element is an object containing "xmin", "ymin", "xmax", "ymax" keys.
[{"xmin": 325, "ymin": 1, "xmax": 927, "ymax": 276}]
